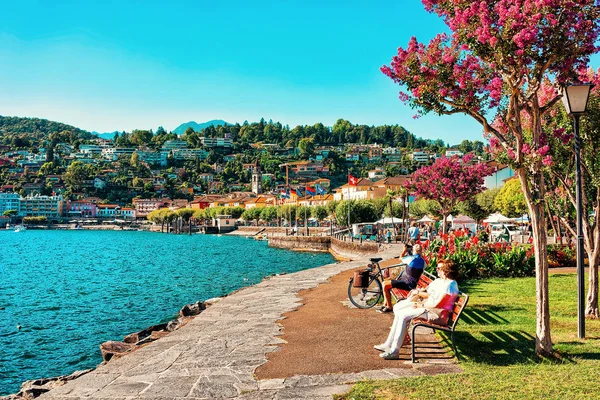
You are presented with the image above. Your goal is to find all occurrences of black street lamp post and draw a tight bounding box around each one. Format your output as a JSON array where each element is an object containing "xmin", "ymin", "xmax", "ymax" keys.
[{"xmin": 562, "ymin": 83, "xmax": 594, "ymax": 339}]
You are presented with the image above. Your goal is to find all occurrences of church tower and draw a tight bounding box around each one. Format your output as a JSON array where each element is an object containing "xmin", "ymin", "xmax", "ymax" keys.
[{"xmin": 251, "ymin": 160, "xmax": 263, "ymax": 194}]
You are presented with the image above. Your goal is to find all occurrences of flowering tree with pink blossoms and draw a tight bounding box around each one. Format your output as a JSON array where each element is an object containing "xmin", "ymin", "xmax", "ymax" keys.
[
  {"xmin": 406, "ymin": 155, "xmax": 492, "ymax": 234},
  {"xmin": 382, "ymin": 1, "xmax": 600, "ymax": 356}
]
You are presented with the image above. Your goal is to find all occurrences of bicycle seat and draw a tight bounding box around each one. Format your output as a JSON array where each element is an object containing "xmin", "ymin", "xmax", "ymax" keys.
[{"xmin": 369, "ymin": 257, "xmax": 383, "ymax": 263}]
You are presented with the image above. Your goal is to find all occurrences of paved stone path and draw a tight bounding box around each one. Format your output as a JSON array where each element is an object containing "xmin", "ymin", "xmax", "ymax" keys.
[{"xmin": 40, "ymin": 246, "xmax": 460, "ymax": 400}]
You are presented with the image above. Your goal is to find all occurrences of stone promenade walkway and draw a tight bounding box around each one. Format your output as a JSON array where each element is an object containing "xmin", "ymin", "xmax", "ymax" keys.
[{"xmin": 40, "ymin": 246, "xmax": 460, "ymax": 400}]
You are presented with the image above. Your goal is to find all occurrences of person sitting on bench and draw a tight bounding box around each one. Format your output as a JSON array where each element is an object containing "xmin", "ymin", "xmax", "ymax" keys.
[
  {"xmin": 377, "ymin": 243, "xmax": 425, "ymax": 313},
  {"xmin": 374, "ymin": 260, "xmax": 459, "ymax": 360}
]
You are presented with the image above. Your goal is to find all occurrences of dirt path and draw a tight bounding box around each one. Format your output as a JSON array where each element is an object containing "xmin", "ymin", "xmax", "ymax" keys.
[{"xmin": 255, "ymin": 258, "xmax": 454, "ymax": 379}]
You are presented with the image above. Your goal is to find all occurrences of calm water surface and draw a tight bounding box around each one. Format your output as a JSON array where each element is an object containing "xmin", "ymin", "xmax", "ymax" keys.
[{"xmin": 0, "ymin": 230, "xmax": 334, "ymax": 395}]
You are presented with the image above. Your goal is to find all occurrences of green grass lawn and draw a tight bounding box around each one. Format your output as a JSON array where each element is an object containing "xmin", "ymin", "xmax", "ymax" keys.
[{"xmin": 336, "ymin": 273, "xmax": 600, "ymax": 400}]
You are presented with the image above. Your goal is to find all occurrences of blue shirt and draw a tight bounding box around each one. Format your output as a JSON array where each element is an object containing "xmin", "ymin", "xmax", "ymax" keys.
[
  {"xmin": 408, "ymin": 226, "xmax": 420, "ymax": 240},
  {"xmin": 402, "ymin": 254, "xmax": 425, "ymax": 286}
]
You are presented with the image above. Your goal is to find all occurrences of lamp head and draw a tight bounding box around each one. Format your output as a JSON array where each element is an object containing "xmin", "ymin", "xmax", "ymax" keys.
[{"xmin": 562, "ymin": 84, "xmax": 594, "ymax": 115}]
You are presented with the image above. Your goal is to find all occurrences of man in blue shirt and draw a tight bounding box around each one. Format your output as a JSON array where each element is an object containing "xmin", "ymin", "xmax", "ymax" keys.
[
  {"xmin": 408, "ymin": 222, "xmax": 420, "ymax": 241},
  {"xmin": 378, "ymin": 243, "xmax": 426, "ymax": 313}
]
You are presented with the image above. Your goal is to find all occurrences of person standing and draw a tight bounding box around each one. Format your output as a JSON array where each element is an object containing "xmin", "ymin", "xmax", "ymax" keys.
[{"xmin": 408, "ymin": 222, "xmax": 420, "ymax": 241}]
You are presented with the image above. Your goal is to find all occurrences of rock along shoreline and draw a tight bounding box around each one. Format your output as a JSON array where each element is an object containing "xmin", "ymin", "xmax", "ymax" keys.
[{"xmin": 1, "ymin": 299, "xmax": 214, "ymax": 400}]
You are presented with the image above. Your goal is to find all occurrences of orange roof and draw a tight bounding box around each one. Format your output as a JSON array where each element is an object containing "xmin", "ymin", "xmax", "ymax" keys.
[
  {"xmin": 335, "ymin": 178, "xmax": 374, "ymax": 190},
  {"xmin": 373, "ymin": 176, "xmax": 410, "ymax": 186},
  {"xmin": 98, "ymin": 204, "xmax": 120, "ymax": 208}
]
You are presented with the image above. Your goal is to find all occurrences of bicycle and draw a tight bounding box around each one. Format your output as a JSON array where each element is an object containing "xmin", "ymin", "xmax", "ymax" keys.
[{"xmin": 347, "ymin": 257, "xmax": 404, "ymax": 309}]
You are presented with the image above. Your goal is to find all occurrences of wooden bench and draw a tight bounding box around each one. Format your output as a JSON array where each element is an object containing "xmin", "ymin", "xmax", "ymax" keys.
[
  {"xmin": 389, "ymin": 268, "xmax": 435, "ymax": 301},
  {"xmin": 410, "ymin": 291, "xmax": 469, "ymax": 362}
]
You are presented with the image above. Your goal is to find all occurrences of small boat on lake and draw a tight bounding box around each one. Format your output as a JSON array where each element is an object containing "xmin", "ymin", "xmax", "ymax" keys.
[{"xmin": 13, "ymin": 225, "xmax": 26, "ymax": 232}]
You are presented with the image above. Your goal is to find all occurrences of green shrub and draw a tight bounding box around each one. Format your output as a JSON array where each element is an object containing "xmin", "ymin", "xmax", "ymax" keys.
[
  {"xmin": 548, "ymin": 244, "xmax": 576, "ymax": 268},
  {"xmin": 421, "ymin": 231, "xmax": 535, "ymax": 280}
]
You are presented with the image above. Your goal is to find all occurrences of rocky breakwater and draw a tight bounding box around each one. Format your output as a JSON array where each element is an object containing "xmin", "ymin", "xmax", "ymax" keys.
[
  {"xmin": 100, "ymin": 301, "xmax": 206, "ymax": 362},
  {"xmin": 2, "ymin": 301, "xmax": 210, "ymax": 400}
]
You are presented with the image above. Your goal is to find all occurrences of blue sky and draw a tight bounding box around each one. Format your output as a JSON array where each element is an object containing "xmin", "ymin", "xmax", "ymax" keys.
[{"xmin": 0, "ymin": 1, "xmax": 597, "ymax": 145}]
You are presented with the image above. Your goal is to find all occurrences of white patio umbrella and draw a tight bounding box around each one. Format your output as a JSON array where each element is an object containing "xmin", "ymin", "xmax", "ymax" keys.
[
  {"xmin": 375, "ymin": 217, "xmax": 405, "ymax": 224},
  {"xmin": 416, "ymin": 215, "xmax": 435, "ymax": 223},
  {"xmin": 483, "ymin": 212, "xmax": 512, "ymax": 223}
]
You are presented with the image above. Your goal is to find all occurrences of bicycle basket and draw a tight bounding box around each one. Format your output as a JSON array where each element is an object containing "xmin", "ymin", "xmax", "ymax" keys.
[{"xmin": 353, "ymin": 269, "xmax": 371, "ymax": 288}]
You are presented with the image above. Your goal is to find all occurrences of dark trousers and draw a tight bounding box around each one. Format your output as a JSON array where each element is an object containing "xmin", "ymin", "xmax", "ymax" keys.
[{"xmin": 391, "ymin": 280, "xmax": 415, "ymax": 290}]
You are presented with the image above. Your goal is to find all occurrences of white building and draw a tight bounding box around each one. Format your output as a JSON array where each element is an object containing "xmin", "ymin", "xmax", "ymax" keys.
[
  {"xmin": 162, "ymin": 140, "xmax": 189, "ymax": 151},
  {"xmin": 24, "ymin": 153, "xmax": 47, "ymax": 163},
  {"xmin": 368, "ymin": 168, "xmax": 385, "ymax": 179},
  {"xmin": 120, "ymin": 207, "xmax": 137, "ymax": 219},
  {"xmin": 172, "ymin": 149, "xmax": 209, "ymax": 161},
  {"xmin": 55, "ymin": 143, "xmax": 74, "ymax": 155},
  {"xmin": 137, "ymin": 151, "xmax": 168, "ymax": 167},
  {"xmin": 410, "ymin": 151, "xmax": 430, "ymax": 163},
  {"xmin": 198, "ymin": 173, "xmax": 215, "ymax": 183},
  {"xmin": 200, "ymin": 137, "xmax": 233, "ymax": 148},
  {"xmin": 0, "ymin": 193, "xmax": 21, "ymax": 215},
  {"xmin": 19, "ymin": 195, "xmax": 64, "ymax": 218},
  {"xmin": 445, "ymin": 149, "xmax": 464, "ymax": 157},
  {"xmin": 97, "ymin": 204, "xmax": 120, "ymax": 218},
  {"xmin": 102, "ymin": 147, "xmax": 136, "ymax": 161},
  {"xmin": 333, "ymin": 179, "xmax": 375, "ymax": 201},
  {"xmin": 345, "ymin": 152, "xmax": 360, "ymax": 162},
  {"xmin": 382, "ymin": 147, "xmax": 401, "ymax": 155},
  {"xmin": 80, "ymin": 145, "xmax": 104, "ymax": 154}
]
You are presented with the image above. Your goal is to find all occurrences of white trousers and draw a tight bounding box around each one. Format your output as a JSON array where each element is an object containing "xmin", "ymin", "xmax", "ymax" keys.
[{"xmin": 382, "ymin": 300, "xmax": 426, "ymax": 353}]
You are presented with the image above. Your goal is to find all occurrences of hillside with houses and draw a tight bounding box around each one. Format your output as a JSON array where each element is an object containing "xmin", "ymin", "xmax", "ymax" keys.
[{"xmin": 0, "ymin": 116, "xmax": 498, "ymax": 224}]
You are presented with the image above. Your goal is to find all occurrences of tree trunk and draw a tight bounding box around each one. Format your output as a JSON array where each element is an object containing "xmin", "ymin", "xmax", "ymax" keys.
[
  {"xmin": 442, "ymin": 213, "xmax": 448, "ymax": 235},
  {"xmin": 522, "ymin": 175, "xmax": 553, "ymax": 356},
  {"xmin": 585, "ymin": 220, "xmax": 600, "ymax": 318},
  {"xmin": 586, "ymin": 250, "xmax": 599, "ymax": 318},
  {"xmin": 545, "ymin": 202, "xmax": 559, "ymax": 244}
]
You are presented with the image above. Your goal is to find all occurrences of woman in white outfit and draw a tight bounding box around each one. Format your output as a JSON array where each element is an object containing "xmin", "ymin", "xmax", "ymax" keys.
[{"xmin": 375, "ymin": 260, "xmax": 459, "ymax": 360}]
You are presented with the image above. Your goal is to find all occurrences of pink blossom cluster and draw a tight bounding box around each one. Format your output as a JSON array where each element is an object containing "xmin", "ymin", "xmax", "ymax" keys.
[
  {"xmin": 380, "ymin": 33, "xmax": 501, "ymax": 114},
  {"xmin": 405, "ymin": 156, "xmax": 494, "ymax": 212},
  {"xmin": 419, "ymin": 0, "xmax": 599, "ymax": 83},
  {"xmin": 385, "ymin": 0, "xmax": 600, "ymax": 115}
]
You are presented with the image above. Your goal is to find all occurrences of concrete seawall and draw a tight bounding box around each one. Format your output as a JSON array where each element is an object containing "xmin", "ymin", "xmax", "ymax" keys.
[
  {"xmin": 330, "ymin": 237, "xmax": 379, "ymax": 259},
  {"xmin": 267, "ymin": 236, "xmax": 380, "ymax": 260},
  {"xmin": 267, "ymin": 236, "xmax": 331, "ymax": 252},
  {"xmin": 229, "ymin": 226, "xmax": 330, "ymax": 237}
]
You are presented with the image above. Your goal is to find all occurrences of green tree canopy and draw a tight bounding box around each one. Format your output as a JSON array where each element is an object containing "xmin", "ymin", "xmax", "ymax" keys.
[
  {"xmin": 335, "ymin": 200, "xmax": 378, "ymax": 227},
  {"xmin": 494, "ymin": 179, "xmax": 527, "ymax": 218},
  {"xmin": 312, "ymin": 206, "xmax": 328, "ymax": 221}
]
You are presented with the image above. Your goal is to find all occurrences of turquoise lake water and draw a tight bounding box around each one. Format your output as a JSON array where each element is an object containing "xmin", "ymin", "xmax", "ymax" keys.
[{"xmin": 0, "ymin": 230, "xmax": 334, "ymax": 395}]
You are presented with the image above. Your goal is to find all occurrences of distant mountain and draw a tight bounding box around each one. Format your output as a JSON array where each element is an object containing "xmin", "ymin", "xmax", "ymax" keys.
[
  {"xmin": 173, "ymin": 120, "xmax": 230, "ymax": 136},
  {"xmin": 92, "ymin": 131, "xmax": 120, "ymax": 140}
]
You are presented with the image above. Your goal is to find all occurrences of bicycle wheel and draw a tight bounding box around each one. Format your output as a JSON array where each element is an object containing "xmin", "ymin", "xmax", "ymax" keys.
[{"xmin": 348, "ymin": 275, "xmax": 383, "ymax": 309}]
